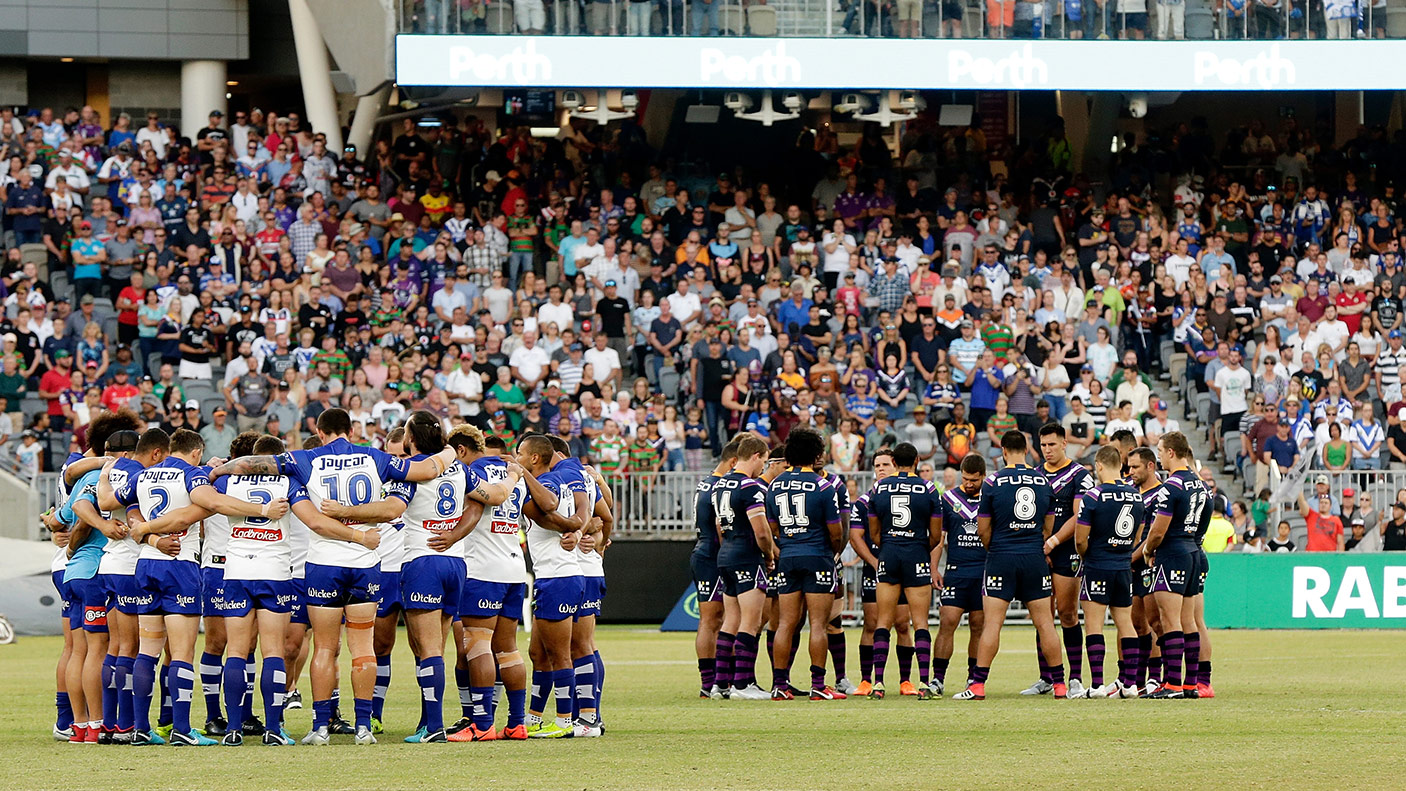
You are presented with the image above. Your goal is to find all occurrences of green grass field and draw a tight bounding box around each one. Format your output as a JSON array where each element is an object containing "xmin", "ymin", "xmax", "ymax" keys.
[{"xmin": 2, "ymin": 626, "xmax": 1401, "ymax": 790}]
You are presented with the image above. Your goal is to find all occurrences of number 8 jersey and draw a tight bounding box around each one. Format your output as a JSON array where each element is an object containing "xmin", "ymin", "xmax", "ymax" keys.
[
  {"xmin": 274, "ymin": 437, "xmax": 414, "ymax": 569},
  {"xmin": 979, "ymin": 464, "xmax": 1053, "ymax": 556},
  {"xmin": 385, "ymin": 457, "xmax": 470, "ymax": 563}
]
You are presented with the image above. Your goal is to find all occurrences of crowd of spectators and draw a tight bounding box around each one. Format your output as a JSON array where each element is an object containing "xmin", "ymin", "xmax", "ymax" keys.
[
  {"xmin": 402, "ymin": 0, "xmax": 1397, "ymax": 40},
  {"xmin": 6, "ymin": 95, "xmax": 1406, "ymax": 548}
]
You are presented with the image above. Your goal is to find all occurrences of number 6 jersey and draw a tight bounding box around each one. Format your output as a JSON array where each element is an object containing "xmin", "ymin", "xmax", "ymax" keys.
[{"xmin": 1076, "ymin": 481, "xmax": 1143, "ymax": 571}]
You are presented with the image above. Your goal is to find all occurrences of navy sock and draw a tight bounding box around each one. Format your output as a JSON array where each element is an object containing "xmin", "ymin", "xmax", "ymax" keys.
[
  {"xmin": 416, "ymin": 657, "xmax": 445, "ymax": 733},
  {"xmin": 470, "ymin": 683, "xmax": 494, "ymax": 731},
  {"xmin": 353, "ymin": 697, "xmax": 372, "ymax": 730},
  {"xmin": 455, "ymin": 666, "xmax": 474, "ymax": 719},
  {"xmin": 859, "ymin": 643, "xmax": 874, "ymax": 682},
  {"xmin": 827, "ymin": 631, "xmax": 847, "ymax": 681},
  {"xmin": 312, "ymin": 698, "xmax": 332, "ymax": 730},
  {"xmin": 593, "ymin": 650, "xmax": 604, "ymax": 717},
  {"xmin": 872, "ymin": 628, "xmax": 890, "ymax": 684},
  {"xmin": 507, "ymin": 684, "xmax": 527, "ymax": 728},
  {"xmin": 132, "ymin": 654, "xmax": 157, "ymax": 732},
  {"xmin": 1085, "ymin": 634, "xmax": 1106, "ymax": 688},
  {"xmin": 572, "ymin": 655, "xmax": 596, "ymax": 719},
  {"xmin": 115, "ymin": 656, "xmax": 135, "ymax": 731},
  {"xmin": 896, "ymin": 643, "xmax": 914, "ymax": 682},
  {"xmin": 551, "ymin": 667, "xmax": 574, "ymax": 721},
  {"xmin": 242, "ymin": 653, "xmax": 255, "ymax": 717},
  {"xmin": 1063, "ymin": 625, "xmax": 1084, "ymax": 683},
  {"xmin": 169, "ymin": 660, "xmax": 195, "ymax": 735},
  {"xmin": 372, "ymin": 655, "xmax": 392, "ymax": 721},
  {"xmin": 158, "ymin": 662, "xmax": 172, "ymax": 726},
  {"xmin": 56, "ymin": 691, "xmax": 74, "ymax": 731},
  {"xmin": 529, "ymin": 670, "xmax": 549, "ymax": 717},
  {"xmin": 198, "ymin": 651, "xmax": 223, "ymax": 724},
  {"xmin": 261, "ymin": 657, "xmax": 286, "ymax": 734},
  {"xmin": 914, "ymin": 630, "xmax": 932, "ymax": 685},
  {"xmin": 101, "ymin": 654, "xmax": 118, "ymax": 729},
  {"xmin": 222, "ymin": 657, "xmax": 247, "ymax": 735}
]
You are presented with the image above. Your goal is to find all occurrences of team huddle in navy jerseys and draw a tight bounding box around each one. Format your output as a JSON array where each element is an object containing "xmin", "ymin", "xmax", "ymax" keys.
[
  {"xmin": 44, "ymin": 406, "xmax": 616, "ymax": 746},
  {"xmin": 691, "ymin": 425, "xmax": 1217, "ymax": 701}
]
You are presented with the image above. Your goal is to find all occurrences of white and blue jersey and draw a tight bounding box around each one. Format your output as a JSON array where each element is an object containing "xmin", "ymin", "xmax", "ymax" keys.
[
  {"xmin": 213, "ymin": 474, "xmax": 308, "ymax": 616},
  {"xmin": 115, "ymin": 456, "xmax": 210, "ymax": 615},
  {"xmin": 96, "ymin": 457, "xmax": 145, "ymax": 577},
  {"xmin": 528, "ymin": 462, "xmax": 585, "ymax": 621},
  {"xmin": 460, "ymin": 456, "xmax": 529, "ymax": 620},
  {"xmin": 386, "ymin": 455, "xmax": 469, "ymax": 613}
]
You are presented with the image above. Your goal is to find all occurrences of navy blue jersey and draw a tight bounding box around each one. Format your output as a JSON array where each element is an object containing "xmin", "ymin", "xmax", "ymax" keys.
[
  {"xmin": 979, "ymin": 465, "xmax": 1053, "ymax": 556},
  {"xmin": 692, "ymin": 473, "xmax": 725, "ymax": 559},
  {"xmin": 1133, "ymin": 483, "xmax": 1166, "ymax": 569},
  {"xmin": 850, "ymin": 492, "xmax": 876, "ymax": 552},
  {"xmin": 868, "ymin": 472, "xmax": 941, "ymax": 549},
  {"xmin": 824, "ymin": 472, "xmax": 852, "ymax": 533},
  {"xmin": 1155, "ymin": 469, "xmax": 1210, "ymax": 554},
  {"xmin": 940, "ymin": 487, "xmax": 986, "ymax": 579},
  {"xmin": 1045, "ymin": 459, "xmax": 1094, "ymax": 531},
  {"xmin": 766, "ymin": 468, "xmax": 841, "ymax": 559},
  {"xmin": 715, "ymin": 472, "xmax": 768, "ymax": 567},
  {"xmin": 1077, "ymin": 481, "xmax": 1143, "ymax": 571}
]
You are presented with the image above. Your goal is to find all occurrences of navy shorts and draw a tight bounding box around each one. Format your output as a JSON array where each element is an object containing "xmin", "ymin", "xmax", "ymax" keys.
[
  {"xmin": 1048, "ymin": 540, "xmax": 1081, "ymax": 578},
  {"xmin": 1191, "ymin": 549, "xmax": 1209, "ymax": 597},
  {"xmin": 303, "ymin": 562, "xmax": 382, "ymax": 608},
  {"xmin": 289, "ymin": 577, "xmax": 309, "ymax": 625},
  {"xmin": 532, "ymin": 575, "xmax": 585, "ymax": 622},
  {"xmin": 690, "ymin": 552, "xmax": 723, "ymax": 604},
  {"xmin": 1080, "ymin": 567, "xmax": 1134, "ymax": 608},
  {"xmin": 52, "ymin": 570, "xmax": 74, "ymax": 623},
  {"xmin": 222, "ymin": 578, "xmax": 296, "ymax": 616},
  {"xmin": 877, "ymin": 545, "xmax": 932, "ymax": 588},
  {"xmin": 719, "ymin": 563, "xmax": 767, "ymax": 597},
  {"xmin": 577, "ymin": 576, "xmax": 606, "ymax": 619},
  {"xmin": 377, "ymin": 570, "xmax": 403, "ymax": 618},
  {"xmin": 69, "ymin": 576, "xmax": 108, "ymax": 633},
  {"xmin": 982, "ymin": 553, "xmax": 1052, "ymax": 603},
  {"xmin": 459, "ymin": 579, "xmax": 528, "ymax": 620},
  {"xmin": 201, "ymin": 566, "xmax": 248, "ymax": 618},
  {"xmin": 1133, "ymin": 563, "xmax": 1155, "ymax": 598},
  {"xmin": 939, "ymin": 576, "xmax": 984, "ymax": 612},
  {"xmin": 776, "ymin": 555, "xmax": 837, "ymax": 596},
  {"xmin": 100, "ymin": 572, "xmax": 150, "ymax": 615},
  {"xmin": 1151, "ymin": 551, "xmax": 1197, "ymax": 596},
  {"xmin": 135, "ymin": 558, "xmax": 201, "ymax": 615},
  {"xmin": 860, "ymin": 564, "xmax": 877, "ymax": 604},
  {"xmin": 400, "ymin": 556, "xmax": 464, "ymax": 614},
  {"xmin": 764, "ymin": 566, "xmax": 782, "ymax": 599},
  {"xmin": 833, "ymin": 557, "xmax": 845, "ymax": 600}
]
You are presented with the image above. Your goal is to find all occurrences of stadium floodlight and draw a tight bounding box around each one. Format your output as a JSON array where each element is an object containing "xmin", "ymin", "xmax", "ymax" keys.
[{"xmin": 730, "ymin": 90, "xmax": 800, "ymax": 128}]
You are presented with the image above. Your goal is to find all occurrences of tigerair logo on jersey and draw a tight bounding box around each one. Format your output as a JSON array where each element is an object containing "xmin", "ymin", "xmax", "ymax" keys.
[{"xmin": 232, "ymin": 526, "xmax": 283, "ymax": 542}]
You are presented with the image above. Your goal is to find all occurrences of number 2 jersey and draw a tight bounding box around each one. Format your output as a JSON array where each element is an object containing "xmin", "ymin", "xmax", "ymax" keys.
[
  {"xmin": 766, "ymin": 467, "xmax": 842, "ymax": 559},
  {"xmin": 979, "ymin": 465, "xmax": 1053, "ymax": 556},
  {"xmin": 214, "ymin": 474, "xmax": 309, "ymax": 581},
  {"xmin": 1156, "ymin": 468, "xmax": 1212, "ymax": 556},
  {"xmin": 274, "ymin": 436, "xmax": 414, "ymax": 569},
  {"xmin": 714, "ymin": 471, "xmax": 768, "ymax": 568},
  {"xmin": 1076, "ymin": 480, "xmax": 1143, "ymax": 571},
  {"xmin": 462, "ymin": 455, "xmax": 529, "ymax": 584},
  {"xmin": 114, "ymin": 456, "xmax": 211, "ymax": 565},
  {"xmin": 384, "ymin": 456, "xmax": 471, "ymax": 564}
]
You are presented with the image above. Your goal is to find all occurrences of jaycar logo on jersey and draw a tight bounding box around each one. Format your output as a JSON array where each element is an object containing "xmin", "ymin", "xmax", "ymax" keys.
[
  {"xmin": 947, "ymin": 44, "xmax": 1048, "ymax": 89},
  {"xmin": 449, "ymin": 41, "xmax": 551, "ymax": 82},
  {"xmin": 700, "ymin": 43, "xmax": 801, "ymax": 86},
  {"xmin": 1193, "ymin": 44, "xmax": 1295, "ymax": 89}
]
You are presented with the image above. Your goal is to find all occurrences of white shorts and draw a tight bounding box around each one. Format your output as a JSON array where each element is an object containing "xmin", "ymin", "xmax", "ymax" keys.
[
  {"xmin": 178, "ymin": 360, "xmax": 212, "ymax": 381},
  {"xmin": 515, "ymin": 0, "xmax": 547, "ymax": 29}
]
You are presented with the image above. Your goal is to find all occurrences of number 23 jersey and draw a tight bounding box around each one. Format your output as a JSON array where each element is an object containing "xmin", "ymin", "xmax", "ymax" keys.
[{"xmin": 979, "ymin": 465, "xmax": 1053, "ymax": 556}]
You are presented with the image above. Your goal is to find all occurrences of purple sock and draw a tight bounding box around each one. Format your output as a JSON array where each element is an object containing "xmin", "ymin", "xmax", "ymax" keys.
[
  {"xmin": 859, "ymin": 643, "xmax": 874, "ymax": 683},
  {"xmin": 896, "ymin": 644, "xmax": 914, "ymax": 682},
  {"xmin": 1184, "ymin": 632, "xmax": 1202, "ymax": 688},
  {"xmin": 809, "ymin": 665, "xmax": 825, "ymax": 691},
  {"xmin": 827, "ymin": 631, "xmax": 847, "ymax": 682},
  {"xmin": 714, "ymin": 632, "xmax": 735, "ymax": 691},
  {"xmin": 1119, "ymin": 637, "xmax": 1140, "ymax": 687},
  {"xmin": 736, "ymin": 632, "xmax": 760, "ymax": 688},
  {"xmin": 1199, "ymin": 661, "xmax": 1212, "ymax": 687},
  {"xmin": 1137, "ymin": 633, "xmax": 1154, "ymax": 685},
  {"xmin": 872, "ymin": 628, "xmax": 890, "ymax": 684},
  {"xmin": 1037, "ymin": 633, "xmax": 1054, "ymax": 683},
  {"xmin": 932, "ymin": 656, "xmax": 950, "ymax": 683},
  {"xmin": 1063, "ymin": 625, "xmax": 1084, "ymax": 683},
  {"xmin": 914, "ymin": 630, "xmax": 932, "ymax": 685},
  {"xmin": 1161, "ymin": 631, "xmax": 1185, "ymax": 687},
  {"xmin": 1085, "ymin": 634, "xmax": 1106, "ymax": 688},
  {"xmin": 765, "ymin": 630, "xmax": 776, "ymax": 674},
  {"xmin": 972, "ymin": 665, "xmax": 990, "ymax": 685},
  {"xmin": 698, "ymin": 658, "xmax": 715, "ymax": 692}
]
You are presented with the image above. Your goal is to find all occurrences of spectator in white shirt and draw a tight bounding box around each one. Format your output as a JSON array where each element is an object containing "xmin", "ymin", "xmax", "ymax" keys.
[
  {"xmin": 583, "ymin": 332, "xmax": 622, "ymax": 387},
  {"xmin": 509, "ymin": 330, "xmax": 552, "ymax": 393},
  {"xmin": 665, "ymin": 277, "xmax": 702, "ymax": 329},
  {"xmin": 537, "ymin": 284, "xmax": 574, "ymax": 336}
]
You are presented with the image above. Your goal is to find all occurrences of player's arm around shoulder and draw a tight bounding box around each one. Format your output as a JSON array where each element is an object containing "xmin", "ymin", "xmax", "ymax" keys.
[{"xmin": 291, "ymin": 499, "xmax": 380, "ymax": 549}]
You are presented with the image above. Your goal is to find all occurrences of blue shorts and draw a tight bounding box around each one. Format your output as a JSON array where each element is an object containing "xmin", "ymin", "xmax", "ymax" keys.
[
  {"xmin": 690, "ymin": 551, "xmax": 723, "ymax": 604},
  {"xmin": 860, "ymin": 564, "xmax": 878, "ymax": 604},
  {"xmin": 222, "ymin": 578, "xmax": 296, "ymax": 616},
  {"xmin": 939, "ymin": 576, "xmax": 983, "ymax": 612},
  {"xmin": 1080, "ymin": 567, "xmax": 1134, "ymax": 608},
  {"xmin": 399, "ymin": 556, "xmax": 465, "ymax": 614},
  {"xmin": 1133, "ymin": 561, "xmax": 1155, "ymax": 598},
  {"xmin": 576, "ymin": 576, "xmax": 606, "ymax": 619},
  {"xmin": 68, "ymin": 576, "xmax": 109, "ymax": 633},
  {"xmin": 201, "ymin": 566, "xmax": 249, "ymax": 617},
  {"xmin": 52, "ymin": 570, "xmax": 74, "ymax": 623},
  {"xmin": 532, "ymin": 575, "xmax": 585, "ymax": 622},
  {"xmin": 303, "ymin": 562, "xmax": 382, "ymax": 608},
  {"xmin": 100, "ymin": 572, "xmax": 150, "ymax": 616},
  {"xmin": 1193, "ymin": 549, "xmax": 1209, "ymax": 597},
  {"xmin": 135, "ymin": 558, "xmax": 201, "ymax": 615},
  {"xmin": 1048, "ymin": 540, "xmax": 1081, "ymax": 578},
  {"xmin": 459, "ymin": 579, "xmax": 528, "ymax": 620},
  {"xmin": 377, "ymin": 570, "xmax": 403, "ymax": 618},
  {"xmin": 982, "ymin": 553, "xmax": 1052, "ymax": 604},
  {"xmin": 289, "ymin": 578, "xmax": 308, "ymax": 625},
  {"xmin": 877, "ymin": 544, "xmax": 932, "ymax": 588}
]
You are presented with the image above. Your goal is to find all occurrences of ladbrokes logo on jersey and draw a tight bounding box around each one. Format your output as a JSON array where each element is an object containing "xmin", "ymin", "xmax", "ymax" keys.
[{"xmin": 449, "ymin": 41, "xmax": 551, "ymax": 83}]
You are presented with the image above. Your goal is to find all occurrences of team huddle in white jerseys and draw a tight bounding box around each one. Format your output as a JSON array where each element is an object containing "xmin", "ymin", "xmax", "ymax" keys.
[{"xmin": 44, "ymin": 407, "xmax": 612, "ymax": 747}]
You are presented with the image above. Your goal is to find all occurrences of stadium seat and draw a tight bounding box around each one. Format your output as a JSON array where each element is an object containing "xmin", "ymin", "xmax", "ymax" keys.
[
  {"xmin": 746, "ymin": 4, "xmax": 777, "ymax": 35},
  {"xmin": 721, "ymin": 2, "xmax": 745, "ymax": 34},
  {"xmin": 48, "ymin": 271, "xmax": 71, "ymax": 303},
  {"xmin": 19, "ymin": 243, "xmax": 46, "ymax": 271},
  {"xmin": 100, "ymin": 317, "xmax": 120, "ymax": 345},
  {"xmin": 484, "ymin": 2, "xmax": 515, "ymax": 33}
]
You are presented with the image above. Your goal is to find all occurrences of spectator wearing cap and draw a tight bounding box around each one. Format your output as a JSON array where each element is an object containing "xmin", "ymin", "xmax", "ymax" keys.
[{"xmin": 1377, "ymin": 329, "xmax": 1406, "ymax": 404}]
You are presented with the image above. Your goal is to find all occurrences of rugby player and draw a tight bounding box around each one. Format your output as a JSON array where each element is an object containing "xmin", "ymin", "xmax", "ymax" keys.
[
  {"xmin": 757, "ymin": 445, "xmax": 792, "ymax": 688},
  {"xmin": 119, "ymin": 428, "xmax": 291, "ymax": 746},
  {"xmin": 1190, "ymin": 469, "xmax": 1217, "ymax": 698},
  {"xmin": 1073, "ymin": 446, "xmax": 1142, "ymax": 699},
  {"xmin": 1140, "ymin": 432, "xmax": 1212, "ymax": 699},
  {"xmin": 320, "ymin": 411, "xmax": 476, "ymax": 743},
  {"xmin": 849, "ymin": 449, "xmax": 914, "ymax": 698},
  {"xmin": 931, "ymin": 453, "xmax": 987, "ymax": 697},
  {"xmin": 690, "ymin": 439, "xmax": 739, "ymax": 698},
  {"xmin": 1027, "ymin": 423, "xmax": 1094, "ymax": 697},
  {"xmin": 954, "ymin": 430, "xmax": 1065, "ymax": 700},
  {"xmin": 520, "ymin": 433, "xmax": 587, "ymax": 738},
  {"xmin": 713, "ymin": 435, "xmax": 777, "ymax": 701},
  {"xmin": 556, "ymin": 439, "xmax": 613, "ymax": 736},
  {"xmin": 211, "ymin": 433, "xmax": 306, "ymax": 745},
  {"xmin": 209, "ymin": 409, "xmax": 493, "ymax": 744},
  {"xmin": 370, "ymin": 427, "xmax": 409, "ymax": 735},
  {"xmin": 1126, "ymin": 447, "xmax": 1164, "ymax": 695},
  {"xmin": 447, "ymin": 428, "xmax": 540, "ymax": 741},
  {"xmin": 280, "ymin": 435, "xmax": 322, "ymax": 714},
  {"xmin": 866, "ymin": 442, "xmax": 942, "ymax": 700},
  {"xmin": 821, "ymin": 465, "xmax": 855, "ymax": 696},
  {"xmin": 766, "ymin": 428, "xmax": 847, "ymax": 701}
]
